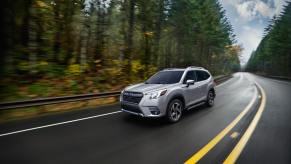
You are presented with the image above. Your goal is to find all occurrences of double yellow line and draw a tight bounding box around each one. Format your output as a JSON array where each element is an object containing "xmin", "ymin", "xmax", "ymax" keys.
[{"xmin": 185, "ymin": 82, "xmax": 267, "ymax": 164}]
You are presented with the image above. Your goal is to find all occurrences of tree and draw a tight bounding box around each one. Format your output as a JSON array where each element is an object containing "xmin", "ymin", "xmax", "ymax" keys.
[
  {"xmin": 2, "ymin": 0, "xmax": 240, "ymax": 79},
  {"xmin": 246, "ymin": 2, "xmax": 291, "ymax": 76}
]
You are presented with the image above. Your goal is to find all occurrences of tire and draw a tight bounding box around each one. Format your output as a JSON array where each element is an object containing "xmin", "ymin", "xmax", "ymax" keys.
[
  {"xmin": 206, "ymin": 90, "xmax": 215, "ymax": 107},
  {"xmin": 166, "ymin": 99, "xmax": 183, "ymax": 123}
]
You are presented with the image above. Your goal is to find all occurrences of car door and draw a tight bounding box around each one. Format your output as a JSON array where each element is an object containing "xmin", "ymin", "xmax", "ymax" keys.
[
  {"xmin": 195, "ymin": 70, "xmax": 210, "ymax": 101},
  {"xmin": 182, "ymin": 70, "xmax": 200, "ymax": 107}
]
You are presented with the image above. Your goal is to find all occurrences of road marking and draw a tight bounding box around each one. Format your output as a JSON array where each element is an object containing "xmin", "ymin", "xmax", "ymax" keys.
[
  {"xmin": 0, "ymin": 111, "xmax": 122, "ymax": 137},
  {"xmin": 230, "ymin": 132, "xmax": 240, "ymax": 139},
  {"xmin": 184, "ymin": 86, "xmax": 258, "ymax": 164},
  {"xmin": 223, "ymin": 82, "xmax": 267, "ymax": 164}
]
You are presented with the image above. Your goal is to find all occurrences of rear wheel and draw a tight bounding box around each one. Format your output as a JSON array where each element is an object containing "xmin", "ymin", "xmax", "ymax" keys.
[
  {"xmin": 206, "ymin": 90, "xmax": 215, "ymax": 107},
  {"xmin": 166, "ymin": 99, "xmax": 183, "ymax": 123}
]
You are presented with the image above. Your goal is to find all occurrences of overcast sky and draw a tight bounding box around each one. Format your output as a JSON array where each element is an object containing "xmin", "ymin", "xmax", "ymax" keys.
[{"xmin": 219, "ymin": 0, "xmax": 288, "ymax": 65}]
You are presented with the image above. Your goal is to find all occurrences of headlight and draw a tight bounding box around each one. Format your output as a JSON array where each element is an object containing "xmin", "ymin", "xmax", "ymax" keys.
[
  {"xmin": 120, "ymin": 90, "xmax": 124, "ymax": 101},
  {"xmin": 149, "ymin": 89, "xmax": 167, "ymax": 99},
  {"xmin": 149, "ymin": 92, "xmax": 159, "ymax": 99}
]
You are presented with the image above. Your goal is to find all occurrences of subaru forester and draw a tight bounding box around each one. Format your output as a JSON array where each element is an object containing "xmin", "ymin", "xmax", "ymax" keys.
[{"xmin": 120, "ymin": 66, "xmax": 216, "ymax": 122}]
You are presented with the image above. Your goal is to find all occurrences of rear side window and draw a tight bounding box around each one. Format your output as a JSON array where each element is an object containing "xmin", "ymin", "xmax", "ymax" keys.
[
  {"xmin": 183, "ymin": 71, "xmax": 196, "ymax": 84},
  {"xmin": 196, "ymin": 70, "xmax": 210, "ymax": 82}
]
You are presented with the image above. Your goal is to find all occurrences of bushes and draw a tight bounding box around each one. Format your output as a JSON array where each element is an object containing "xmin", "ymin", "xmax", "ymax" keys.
[
  {"xmin": 1, "ymin": 58, "xmax": 159, "ymax": 102},
  {"xmin": 28, "ymin": 83, "xmax": 49, "ymax": 97},
  {"xmin": 67, "ymin": 64, "xmax": 82, "ymax": 76}
]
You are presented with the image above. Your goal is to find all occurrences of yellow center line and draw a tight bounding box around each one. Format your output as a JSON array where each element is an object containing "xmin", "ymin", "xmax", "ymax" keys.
[
  {"xmin": 184, "ymin": 86, "xmax": 258, "ymax": 164},
  {"xmin": 223, "ymin": 82, "xmax": 267, "ymax": 164}
]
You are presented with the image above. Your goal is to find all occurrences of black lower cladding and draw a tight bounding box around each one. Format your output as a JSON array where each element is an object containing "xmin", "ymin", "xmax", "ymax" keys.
[{"xmin": 121, "ymin": 103, "xmax": 142, "ymax": 114}]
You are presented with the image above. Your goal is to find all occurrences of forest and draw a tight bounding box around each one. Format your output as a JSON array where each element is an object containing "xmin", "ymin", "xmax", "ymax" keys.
[
  {"xmin": 1, "ymin": 0, "xmax": 241, "ymax": 102},
  {"xmin": 246, "ymin": 2, "xmax": 291, "ymax": 76}
]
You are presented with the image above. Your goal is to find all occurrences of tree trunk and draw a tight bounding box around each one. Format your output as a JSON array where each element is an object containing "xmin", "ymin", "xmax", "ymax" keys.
[
  {"xmin": 53, "ymin": 0, "xmax": 62, "ymax": 63},
  {"xmin": 154, "ymin": 0, "xmax": 165, "ymax": 67},
  {"xmin": 123, "ymin": 0, "xmax": 136, "ymax": 76},
  {"xmin": 21, "ymin": 0, "xmax": 32, "ymax": 60}
]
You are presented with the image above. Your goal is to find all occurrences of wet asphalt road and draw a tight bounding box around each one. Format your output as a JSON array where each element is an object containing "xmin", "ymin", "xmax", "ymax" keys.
[{"xmin": 0, "ymin": 72, "xmax": 290, "ymax": 164}]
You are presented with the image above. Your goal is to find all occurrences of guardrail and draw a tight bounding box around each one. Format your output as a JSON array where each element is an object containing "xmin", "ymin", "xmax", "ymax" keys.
[
  {"xmin": 214, "ymin": 75, "xmax": 232, "ymax": 84},
  {"xmin": 256, "ymin": 74, "xmax": 291, "ymax": 81},
  {"xmin": 0, "ymin": 75, "xmax": 231, "ymax": 110}
]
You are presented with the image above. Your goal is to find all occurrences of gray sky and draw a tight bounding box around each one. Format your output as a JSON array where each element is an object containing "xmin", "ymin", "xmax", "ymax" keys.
[{"xmin": 219, "ymin": 0, "xmax": 288, "ymax": 65}]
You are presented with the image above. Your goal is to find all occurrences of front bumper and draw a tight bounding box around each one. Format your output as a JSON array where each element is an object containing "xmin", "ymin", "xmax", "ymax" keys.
[{"xmin": 120, "ymin": 101, "xmax": 164, "ymax": 118}]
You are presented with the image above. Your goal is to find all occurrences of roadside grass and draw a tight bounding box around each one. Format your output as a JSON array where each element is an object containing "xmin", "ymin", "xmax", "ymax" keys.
[
  {"xmin": 0, "ymin": 72, "xmax": 138, "ymax": 123},
  {"xmin": 0, "ymin": 75, "xmax": 126, "ymax": 103},
  {"xmin": 0, "ymin": 97, "xmax": 118, "ymax": 123}
]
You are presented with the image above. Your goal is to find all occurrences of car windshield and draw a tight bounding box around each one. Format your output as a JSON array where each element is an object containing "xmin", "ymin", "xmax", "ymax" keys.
[{"xmin": 145, "ymin": 71, "xmax": 184, "ymax": 84}]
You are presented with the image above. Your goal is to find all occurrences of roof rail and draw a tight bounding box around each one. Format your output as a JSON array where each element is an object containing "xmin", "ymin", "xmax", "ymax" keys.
[
  {"xmin": 162, "ymin": 66, "xmax": 204, "ymax": 70},
  {"xmin": 162, "ymin": 68, "xmax": 182, "ymax": 70},
  {"xmin": 186, "ymin": 66, "xmax": 204, "ymax": 69}
]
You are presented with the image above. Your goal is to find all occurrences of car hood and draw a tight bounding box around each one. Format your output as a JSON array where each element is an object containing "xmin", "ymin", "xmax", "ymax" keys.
[{"xmin": 124, "ymin": 83, "xmax": 177, "ymax": 93}]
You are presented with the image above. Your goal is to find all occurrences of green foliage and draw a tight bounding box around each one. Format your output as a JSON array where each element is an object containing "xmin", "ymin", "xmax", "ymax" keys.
[
  {"xmin": 1, "ymin": 0, "xmax": 241, "ymax": 102},
  {"xmin": 68, "ymin": 80, "xmax": 80, "ymax": 94},
  {"xmin": 18, "ymin": 61, "xmax": 31, "ymax": 72},
  {"xmin": 45, "ymin": 64, "xmax": 66, "ymax": 77},
  {"xmin": 28, "ymin": 83, "xmax": 49, "ymax": 97},
  {"xmin": 67, "ymin": 64, "xmax": 82, "ymax": 76}
]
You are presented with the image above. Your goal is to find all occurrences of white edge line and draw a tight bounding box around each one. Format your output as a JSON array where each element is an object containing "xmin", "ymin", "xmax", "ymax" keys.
[{"xmin": 0, "ymin": 111, "xmax": 122, "ymax": 137}]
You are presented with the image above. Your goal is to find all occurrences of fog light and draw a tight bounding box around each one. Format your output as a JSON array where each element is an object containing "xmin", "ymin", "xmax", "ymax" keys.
[
  {"xmin": 150, "ymin": 111, "xmax": 160, "ymax": 115},
  {"xmin": 149, "ymin": 107, "xmax": 160, "ymax": 115}
]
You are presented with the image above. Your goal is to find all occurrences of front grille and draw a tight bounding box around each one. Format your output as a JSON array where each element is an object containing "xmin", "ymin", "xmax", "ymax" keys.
[
  {"xmin": 122, "ymin": 91, "xmax": 143, "ymax": 104},
  {"xmin": 121, "ymin": 103, "xmax": 142, "ymax": 113}
]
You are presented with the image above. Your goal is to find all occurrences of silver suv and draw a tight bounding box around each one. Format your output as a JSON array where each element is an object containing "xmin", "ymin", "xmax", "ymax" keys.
[{"xmin": 120, "ymin": 66, "xmax": 216, "ymax": 122}]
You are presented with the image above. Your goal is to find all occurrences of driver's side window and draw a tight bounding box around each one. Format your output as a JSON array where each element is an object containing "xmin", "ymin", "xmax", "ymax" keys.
[{"xmin": 183, "ymin": 71, "xmax": 196, "ymax": 84}]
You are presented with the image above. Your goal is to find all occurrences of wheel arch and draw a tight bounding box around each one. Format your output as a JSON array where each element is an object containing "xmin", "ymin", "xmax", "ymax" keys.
[
  {"xmin": 209, "ymin": 88, "xmax": 216, "ymax": 97},
  {"xmin": 167, "ymin": 93, "xmax": 185, "ymax": 109}
]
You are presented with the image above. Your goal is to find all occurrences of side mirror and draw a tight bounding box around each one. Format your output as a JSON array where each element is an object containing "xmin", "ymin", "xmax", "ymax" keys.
[{"xmin": 186, "ymin": 79, "xmax": 195, "ymax": 87}]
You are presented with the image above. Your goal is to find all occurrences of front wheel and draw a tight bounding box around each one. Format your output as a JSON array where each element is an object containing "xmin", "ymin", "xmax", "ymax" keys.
[
  {"xmin": 206, "ymin": 90, "xmax": 215, "ymax": 107},
  {"xmin": 166, "ymin": 99, "xmax": 183, "ymax": 123}
]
